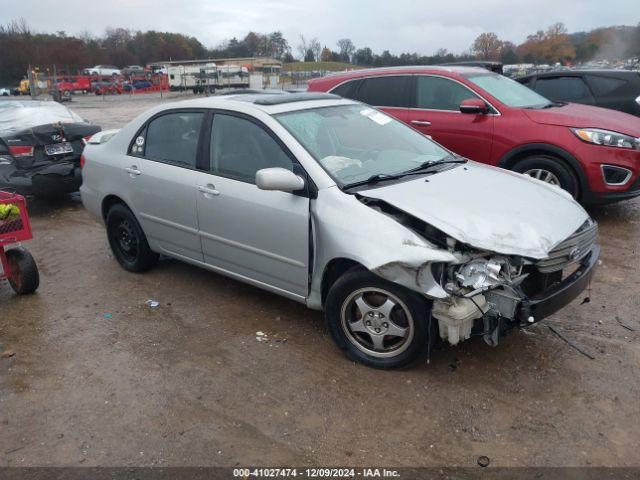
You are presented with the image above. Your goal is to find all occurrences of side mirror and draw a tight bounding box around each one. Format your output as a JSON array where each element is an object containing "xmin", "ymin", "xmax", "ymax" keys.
[
  {"xmin": 459, "ymin": 98, "xmax": 489, "ymax": 114},
  {"xmin": 256, "ymin": 167, "xmax": 305, "ymax": 192}
]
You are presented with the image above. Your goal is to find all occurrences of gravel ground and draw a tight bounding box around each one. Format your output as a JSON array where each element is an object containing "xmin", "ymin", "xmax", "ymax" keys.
[{"xmin": 0, "ymin": 94, "xmax": 639, "ymax": 468}]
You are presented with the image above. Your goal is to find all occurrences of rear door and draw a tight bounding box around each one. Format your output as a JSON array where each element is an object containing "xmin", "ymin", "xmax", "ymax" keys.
[
  {"xmin": 351, "ymin": 75, "xmax": 412, "ymax": 124},
  {"xmin": 195, "ymin": 112, "xmax": 310, "ymax": 298},
  {"xmin": 408, "ymin": 75, "xmax": 494, "ymax": 163},
  {"xmin": 125, "ymin": 109, "xmax": 205, "ymax": 262}
]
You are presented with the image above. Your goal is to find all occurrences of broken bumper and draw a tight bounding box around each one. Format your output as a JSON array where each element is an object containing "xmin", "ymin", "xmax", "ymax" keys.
[{"xmin": 517, "ymin": 244, "xmax": 600, "ymax": 326}]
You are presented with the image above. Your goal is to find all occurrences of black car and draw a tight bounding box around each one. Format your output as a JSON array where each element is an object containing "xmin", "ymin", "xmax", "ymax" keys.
[
  {"xmin": 518, "ymin": 70, "xmax": 640, "ymax": 116},
  {"xmin": 0, "ymin": 101, "xmax": 101, "ymax": 197}
]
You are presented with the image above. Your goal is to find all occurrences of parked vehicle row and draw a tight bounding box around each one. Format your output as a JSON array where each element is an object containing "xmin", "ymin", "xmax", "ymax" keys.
[
  {"xmin": 308, "ymin": 66, "xmax": 640, "ymax": 205},
  {"xmin": 80, "ymin": 93, "xmax": 599, "ymax": 369}
]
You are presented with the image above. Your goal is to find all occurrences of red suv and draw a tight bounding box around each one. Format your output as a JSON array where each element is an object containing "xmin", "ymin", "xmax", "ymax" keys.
[{"xmin": 308, "ymin": 66, "xmax": 640, "ymax": 205}]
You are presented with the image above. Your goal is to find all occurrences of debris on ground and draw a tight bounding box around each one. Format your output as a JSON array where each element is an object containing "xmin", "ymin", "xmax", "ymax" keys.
[
  {"xmin": 103, "ymin": 313, "xmax": 113, "ymax": 319},
  {"xmin": 145, "ymin": 299, "xmax": 160, "ymax": 308},
  {"xmin": 615, "ymin": 316, "xmax": 636, "ymax": 332},
  {"xmin": 547, "ymin": 324, "xmax": 596, "ymax": 360},
  {"xmin": 256, "ymin": 331, "xmax": 268, "ymax": 342},
  {"xmin": 1, "ymin": 349, "xmax": 15, "ymax": 359},
  {"xmin": 477, "ymin": 455, "xmax": 490, "ymax": 468}
]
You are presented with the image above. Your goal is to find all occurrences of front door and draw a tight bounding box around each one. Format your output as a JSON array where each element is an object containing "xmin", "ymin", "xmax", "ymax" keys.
[
  {"xmin": 408, "ymin": 75, "xmax": 494, "ymax": 163},
  {"xmin": 196, "ymin": 112, "xmax": 309, "ymax": 298}
]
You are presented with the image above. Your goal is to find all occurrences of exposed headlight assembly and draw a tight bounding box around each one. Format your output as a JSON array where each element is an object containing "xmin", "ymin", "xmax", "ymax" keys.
[{"xmin": 571, "ymin": 128, "xmax": 639, "ymax": 150}]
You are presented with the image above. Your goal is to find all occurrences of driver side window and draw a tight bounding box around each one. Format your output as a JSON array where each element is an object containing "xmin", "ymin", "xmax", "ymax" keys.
[
  {"xmin": 210, "ymin": 114, "xmax": 294, "ymax": 183},
  {"xmin": 415, "ymin": 76, "xmax": 480, "ymax": 111}
]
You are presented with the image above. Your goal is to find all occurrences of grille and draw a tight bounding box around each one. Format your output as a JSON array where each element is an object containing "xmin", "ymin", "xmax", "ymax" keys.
[{"xmin": 536, "ymin": 219, "xmax": 598, "ymax": 273}]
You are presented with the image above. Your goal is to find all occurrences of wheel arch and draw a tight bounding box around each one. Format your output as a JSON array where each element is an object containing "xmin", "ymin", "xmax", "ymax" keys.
[
  {"xmin": 320, "ymin": 257, "xmax": 366, "ymax": 307},
  {"xmin": 497, "ymin": 143, "xmax": 588, "ymax": 200},
  {"xmin": 101, "ymin": 194, "xmax": 130, "ymax": 221}
]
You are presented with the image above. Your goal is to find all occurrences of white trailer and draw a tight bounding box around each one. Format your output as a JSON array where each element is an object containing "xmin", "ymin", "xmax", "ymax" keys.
[{"xmin": 167, "ymin": 62, "xmax": 217, "ymax": 93}]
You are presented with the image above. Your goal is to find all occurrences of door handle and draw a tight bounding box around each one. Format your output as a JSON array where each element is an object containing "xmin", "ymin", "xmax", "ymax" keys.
[
  {"xmin": 198, "ymin": 184, "xmax": 220, "ymax": 197},
  {"xmin": 411, "ymin": 120, "xmax": 432, "ymax": 126},
  {"xmin": 125, "ymin": 166, "xmax": 141, "ymax": 176}
]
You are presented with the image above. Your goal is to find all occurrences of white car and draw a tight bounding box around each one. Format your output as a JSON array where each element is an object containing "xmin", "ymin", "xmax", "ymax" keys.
[
  {"xmin": 85, "ymin": 65, "xmax": 121, "ymax": 77},
  {"xmin": 80, "ymin": 93, "xmax": 599, "ymax": 369},
  {"xmin": 0, "ymin": 87, "xmax": 10, "ymax": 96}
]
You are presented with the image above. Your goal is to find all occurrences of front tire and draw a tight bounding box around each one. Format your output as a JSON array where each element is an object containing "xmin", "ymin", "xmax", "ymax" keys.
[
  {"xmin": 325, "ymin": 268, "xmax": 433, "ymax": 369},
  {"xmin": 106, "ymin": 204, "xmax": 158, "ymax": 272},
  {"xmin": 6, "ymin": 247, "xmax": 40, "ymax": 295},
  {"xmin": 513, "ymin": 155, "xmax": 579, "ymax": 198}
]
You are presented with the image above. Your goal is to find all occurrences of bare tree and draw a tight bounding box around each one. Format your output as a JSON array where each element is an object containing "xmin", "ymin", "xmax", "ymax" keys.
[
  {"xmin": 336, "ymin": 38, "xmax": 355, "ymax": 62},
  {"xmin": 297, "ymin": 34, "xmax": 308, "ymax": 60},
  {"xmin": 309, "ymin": 37, "xmax": 322, "ymax": 63}
]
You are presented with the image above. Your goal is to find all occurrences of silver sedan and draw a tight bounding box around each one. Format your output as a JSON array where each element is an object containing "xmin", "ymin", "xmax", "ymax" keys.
[{"xmin": 80, "ymin": 93, "xmax": 599, "ymax": 369}]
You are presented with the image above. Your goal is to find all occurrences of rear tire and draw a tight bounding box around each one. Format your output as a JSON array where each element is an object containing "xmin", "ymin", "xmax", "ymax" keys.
[
  {"xmin": 6, "ymin": 247, "xmax": 40, "ymax": 295},
  {"xmin": 106, "ymin": 203, "xmax": 158, "ymax": 272},
  {"xmin": 513, "ymin": 155, "xmax": 579, "ymax": 199},
  {"xmin": 325, "ymin": 268, "xmax": 433, "ymax": 369}
]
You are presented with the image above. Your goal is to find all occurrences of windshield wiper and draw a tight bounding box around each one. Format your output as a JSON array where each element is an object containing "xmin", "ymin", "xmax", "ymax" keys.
[
  {"xmin": 343, "ymin": 156, "xmax": 466, "ymax": 191},
  {"xmin": 403, "ymin": 156, "xmax": 467, "ymax": 174}
]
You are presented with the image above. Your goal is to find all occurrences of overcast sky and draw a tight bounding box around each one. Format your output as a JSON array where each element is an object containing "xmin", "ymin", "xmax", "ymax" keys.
[{"xmin": 5, "ymin": 0, "xmax": 638, "ymax": 56}]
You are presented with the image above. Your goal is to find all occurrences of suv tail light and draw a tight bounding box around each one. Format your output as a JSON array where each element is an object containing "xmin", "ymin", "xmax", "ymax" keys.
[
  {"xmin": 80, "ymin": 154, "xmax": 86, "ymax": 169},
  {"xmin": 82, "ymin": 135, "xmax": 93, "ymax": 145},
  {"xmin": 8, "ymin": 145, "xmax": 34, "ymax": 158}
]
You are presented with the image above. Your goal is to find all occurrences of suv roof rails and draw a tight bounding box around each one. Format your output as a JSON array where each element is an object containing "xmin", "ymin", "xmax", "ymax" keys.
[{"xmin": 252, "ymin": 92, "xmax": 340, "ymax": 105}]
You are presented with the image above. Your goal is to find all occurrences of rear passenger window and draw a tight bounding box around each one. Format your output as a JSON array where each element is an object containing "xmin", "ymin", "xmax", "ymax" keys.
[
  {"xmin": 586, "ymin": 76, "xmax": 627, "ymax": 96},
  {"xmin": 534, "ymin": 77, "xmax": 595, "ymax": 104},
  {"xmin": 330, "ymin": 80, "xmax": 360, "ymax": 99},
  {"xmin": 415, "ymin": 76, "xmax": 481, "ymax": 111},
  {"xmin": 356, "ymin": 76, "xmax": 411, "ymax": 107},
  {"xmin": 143, "ymin": 112, "xmax": 203, "ymax": 168},
  {"xmin": 210, "ymin": 114, "xmax": 293, "ymax": 183}
]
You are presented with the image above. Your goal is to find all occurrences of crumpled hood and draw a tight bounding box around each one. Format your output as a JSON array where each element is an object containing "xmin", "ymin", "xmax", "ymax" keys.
[
  {"xmin": 522, "ymin": 102, "xmax": 640, "ymax": 137},
  {"xmin": 359, "ymin": 162, "xmax": 590, "ymax": 259}
]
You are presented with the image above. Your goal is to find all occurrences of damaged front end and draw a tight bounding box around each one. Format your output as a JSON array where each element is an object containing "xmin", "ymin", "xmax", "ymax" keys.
[
  {"xmin": 360, "ymin": 196, "xmax": 600, "ymax": 347},
  {"xmin": 431, "ymin": 219, "xmax": 600, "ymax": 347}
]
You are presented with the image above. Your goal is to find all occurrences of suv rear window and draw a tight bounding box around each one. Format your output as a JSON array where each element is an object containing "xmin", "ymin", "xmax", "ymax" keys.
[
  {"xmin": 586, "ymin": 75, "xmax": 628, "ymax": 96},
  {"xmin": 534, "ymin": 77, "xmax": 595, "ymax": 104},
  {"xmin": 355, "ymin": 76, "xmax": 411, "ymax": 108},
  {"xmin": 330, "ymin": 80, "xmax": 360, "ymax": 99}
]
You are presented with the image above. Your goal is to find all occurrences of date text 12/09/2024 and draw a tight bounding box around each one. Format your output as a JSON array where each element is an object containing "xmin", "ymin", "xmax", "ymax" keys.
[{"xmin": 233, "ymin": 468, "xmax": 401, "ymax": 478}]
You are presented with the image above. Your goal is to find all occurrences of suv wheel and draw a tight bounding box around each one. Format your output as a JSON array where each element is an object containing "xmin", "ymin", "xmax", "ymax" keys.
[
  {"xmin": 325, "ymin": 268, "xmax": 433, "ymax": 369},
  {"xmin": 106, "ymin": 204, "xmax": 158, "ymax": 272},
  {"xmin": 513, "ymin": 155, "xmax": 579, "ymax": 198}
]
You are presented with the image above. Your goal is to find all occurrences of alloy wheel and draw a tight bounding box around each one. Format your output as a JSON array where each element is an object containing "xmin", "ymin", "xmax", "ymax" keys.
[
  {"xmin": 523, "ymin": 168, "xmax": 561, "ymax": 186},
  {"xmin": 340, "ymin": 287, "xmax": 415, "ymax": 358}
]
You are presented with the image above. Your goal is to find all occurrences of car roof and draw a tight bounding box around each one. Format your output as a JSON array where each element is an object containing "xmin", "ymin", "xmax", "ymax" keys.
[
  {"xmin": 315, "ymin": 65, "xmax": 490, "ymax": 82},
  {"xmin": 151, "ymin": 92, "xmax": 358, "ymax": 115},
  {"xmin": 519, "ymin": 69, "xmax": 639, "ymax": 80}
]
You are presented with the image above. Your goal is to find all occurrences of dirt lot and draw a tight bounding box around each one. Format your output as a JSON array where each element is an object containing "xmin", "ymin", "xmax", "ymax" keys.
[{"xmin": 1, "ymin": 94, "xmax": 639, "ymax": 468}]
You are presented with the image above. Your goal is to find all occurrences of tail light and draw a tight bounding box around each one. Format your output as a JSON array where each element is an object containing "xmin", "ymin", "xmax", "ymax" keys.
[
  {"xmin": 82, "ymin": 135, "xmax": 93, "ymax": 145},
  {"xmin": 8, "ymin": 145, "xmax": 34, "ymax": 158},
  {"xmin": 80, "ymin": 154, "xmax": 86, "ymax": 169}
]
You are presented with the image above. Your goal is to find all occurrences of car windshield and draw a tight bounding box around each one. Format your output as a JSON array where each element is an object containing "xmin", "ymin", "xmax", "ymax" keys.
[
  {"xmin": 465, "ymin": 73, "xmax": 552, "ymax": 108},
  {"xmin": 275, "ymin": 104, "xmax": 451, "ymax": 187}
]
